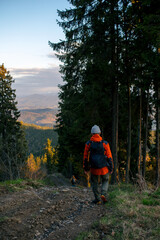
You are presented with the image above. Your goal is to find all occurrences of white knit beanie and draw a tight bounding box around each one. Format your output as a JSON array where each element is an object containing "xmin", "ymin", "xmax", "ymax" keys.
[{"xmin": 91, "ymin": 125, "xmax": 101, "ymax": 134}]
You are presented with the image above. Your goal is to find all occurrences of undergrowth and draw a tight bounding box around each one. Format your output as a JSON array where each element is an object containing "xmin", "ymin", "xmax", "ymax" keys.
[{"xmin": 76, "ymin": 184, "xmax": 160, "ymax": 240}]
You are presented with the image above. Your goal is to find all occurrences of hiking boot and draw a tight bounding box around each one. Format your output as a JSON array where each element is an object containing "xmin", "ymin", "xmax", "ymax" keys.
[
  {"xmin": 101, "ymin": 195, "xmax": 107, "ymax": 203},
  {"xmin": 92, "ymin": 199, "xmax": 101, "ymax": 205}
]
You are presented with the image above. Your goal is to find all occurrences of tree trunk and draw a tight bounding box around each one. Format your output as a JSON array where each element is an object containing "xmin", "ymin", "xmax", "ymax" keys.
[
  {"xmin": 137, "ymin": 88, "xmax": 142, "ymax": 175},
  {"xmin": 111, "ymin": 81, "xmax": 119, "ymax": 184},
  {"xmin": 156, "ymin": 86, "xmax": 160, "ymax": 186},
  {"xmin": 8, "ymin": 155, "xmax": 13, "ymax": 180},
  {"xmin": 111, "ymin": 0, "xmax": 119, "ymax": 184},
  {"xmin": 122, "ymin": 0, "xmax": 131, "ymax": 183},
  {"xmin": 126, "ymin": 84, "xmax": 131, "ymax": 183},
  {"xmin": 142, "ymin": 90, "xmax": 149, "ymax": 178}
]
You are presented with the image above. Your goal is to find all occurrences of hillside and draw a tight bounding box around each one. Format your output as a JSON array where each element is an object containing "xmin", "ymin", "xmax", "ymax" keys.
[
  {"xmin": 17, "ymin": 94, "xmax": 59, "ymax": 126},
  {"xmin": 0, "ymin": 180, "xmax": 159, "ymax": 240},
  {"xmin": 22, "ymin": 123, "xmax": 58, "ymax": 156},
  {"xmin": 19, "ymin": 108, "xmax": 58, "ymax": 127}
]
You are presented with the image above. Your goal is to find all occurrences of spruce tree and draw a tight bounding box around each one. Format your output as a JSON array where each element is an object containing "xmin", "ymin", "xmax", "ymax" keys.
[
  {"xmin": 49, "ymin": 0, "xmax": 122, "ymax": 178},
  {"xmin": 0, "ymin": 64, "xmax": 27, "ymax": 180}
]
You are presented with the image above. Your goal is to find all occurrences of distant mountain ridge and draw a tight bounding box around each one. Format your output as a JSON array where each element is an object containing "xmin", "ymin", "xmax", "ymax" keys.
[
  {"xmin": 17, "ymin": 94, "xmax": 58, "ymax": 110},
  {"xmin": 17, "ymin": 94, "xmax": 59, "ymax": 126},
  {"xmin": 19, "ymin": 108, "xmax": 57, "ymax": 127}
]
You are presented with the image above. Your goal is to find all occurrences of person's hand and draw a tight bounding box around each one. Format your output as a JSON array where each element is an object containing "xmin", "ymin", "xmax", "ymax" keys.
[{"xmin": 84, "ymin": 171, "xmax": 89, "ymax": 175}]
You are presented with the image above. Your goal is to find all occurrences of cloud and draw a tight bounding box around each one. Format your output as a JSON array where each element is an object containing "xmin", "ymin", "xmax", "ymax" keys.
[
  {"xmin": 47, "ymin": 52, "xmax": 59, "ymax": 59},
  {"xmin": 10, "ymin": 66, "xmax": 63, "ymax": 96},
  {"xmin": 10, "ymin": 68, "xmax": 40, "ymax": 78}
]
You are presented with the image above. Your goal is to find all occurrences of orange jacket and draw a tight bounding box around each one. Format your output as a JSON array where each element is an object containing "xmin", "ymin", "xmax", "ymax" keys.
[{"xmin": 83, "ymin": 134, "xmax": 113, "ymax": 175}]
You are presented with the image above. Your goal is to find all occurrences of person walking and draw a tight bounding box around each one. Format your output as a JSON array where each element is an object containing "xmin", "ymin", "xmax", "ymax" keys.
[
  {"xmin": 83, "ymin": 125, "xmax": 113, "ymax": 204},
  {"xmin": 70, "ymin": 175, "xmax": 77, "ymax": 186}
]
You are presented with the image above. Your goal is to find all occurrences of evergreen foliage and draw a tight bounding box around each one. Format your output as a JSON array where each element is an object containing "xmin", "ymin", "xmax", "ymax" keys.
[
  {"xmin": 0, "ymin": 66, "xmax": 27, "ymax": 181},
  {"xmin": 49, "ymin": 0, "xmax": 160, "ymax": 184},
  {"xmin": 49, "ymin": 0, "xmax": 119, "ymax": 177},
  {"xmin": 22, "ymin": 123, "xmax": 58, "ymax": 157}
]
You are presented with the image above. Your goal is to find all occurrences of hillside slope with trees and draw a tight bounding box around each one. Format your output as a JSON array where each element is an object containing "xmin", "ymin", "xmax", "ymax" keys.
[
  {"xmin": 22, "ymin": 123, "xmax": 58, "ymax": 157},
  {"xmin": 19, "ymin": 108, "xmax": 57, "ymax": 127}
]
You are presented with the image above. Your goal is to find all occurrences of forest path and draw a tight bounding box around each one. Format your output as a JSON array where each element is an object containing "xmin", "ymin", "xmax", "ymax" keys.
[{"xmin": 0, "ymin": 178, "xmax": 106, "ymax": 240}]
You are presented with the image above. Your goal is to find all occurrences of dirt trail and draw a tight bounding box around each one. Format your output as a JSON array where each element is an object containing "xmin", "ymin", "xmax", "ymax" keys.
[{"xmin": 0, "ymin": 179, "xmax": 106, "ymax": 240}]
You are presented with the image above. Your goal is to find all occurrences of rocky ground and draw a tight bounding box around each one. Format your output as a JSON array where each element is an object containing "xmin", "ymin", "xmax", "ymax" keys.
[{"xmin": 0, "ymin": 176, "xmax": 106, "ymax": 240}]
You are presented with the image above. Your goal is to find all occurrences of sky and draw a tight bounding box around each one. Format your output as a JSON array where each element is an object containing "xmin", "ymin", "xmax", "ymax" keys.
[{"xmin": 0, "ymin": 0, "xmax": 71, "ymax": 96}]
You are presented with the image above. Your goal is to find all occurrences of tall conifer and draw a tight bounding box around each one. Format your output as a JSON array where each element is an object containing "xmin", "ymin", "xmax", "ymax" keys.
[
  {"xmin": 0, "ymin": 65, "xmax": 27, "ymax": 180},
  {"xmin": 49, "ymin": 0, "xmax": 121, "ymax": 178}
]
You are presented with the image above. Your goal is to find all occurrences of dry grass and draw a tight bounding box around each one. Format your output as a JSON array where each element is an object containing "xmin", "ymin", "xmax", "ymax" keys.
[{"xmin": 76, "ymin": 184, "xmax": 160, "ymax": 240}]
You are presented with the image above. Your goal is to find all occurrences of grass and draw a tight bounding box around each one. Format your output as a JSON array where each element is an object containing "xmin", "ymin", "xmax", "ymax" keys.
[
  {"xmin": 76, "ymin": 184, "xmax": 160, "ymax": 240},
  {"xmin": 142, "ymin": 198, "xmax": 159, "ymax": 206},
  {"xmin": 142, "ymin": 188, "xmax": 160, "ymax": 206},
  {"xmin": 0, "ymin": 177, "xmax": 62, "ymax": 193},
  {"xmin": 0, "ymin": 179, "xmax": 45, "ymax": 193},
  {"xmin": 0, "ymin": 179, "xmax": 24, "ymax": 186}
]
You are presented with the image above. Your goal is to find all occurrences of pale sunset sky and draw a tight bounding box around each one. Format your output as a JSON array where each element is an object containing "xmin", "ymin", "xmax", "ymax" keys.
[{"xmin": 0, "ymin": 0, "xmax": 71, "ymax": 96}]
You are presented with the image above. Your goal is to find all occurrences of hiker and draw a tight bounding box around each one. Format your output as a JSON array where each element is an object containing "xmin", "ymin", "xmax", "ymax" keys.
[
  {"xmin": 70, "ymin": 175, "xmax": 77, "ymax": 186},
  {"xmin": 83, "ymin": 125, "xmax": 113, "ymax": 204}
]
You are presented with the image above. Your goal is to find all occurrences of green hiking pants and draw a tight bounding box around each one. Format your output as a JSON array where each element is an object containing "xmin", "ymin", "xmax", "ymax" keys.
[{"xmin": 91, "ymin": 173, "xmax": 109, "ymax": 201}]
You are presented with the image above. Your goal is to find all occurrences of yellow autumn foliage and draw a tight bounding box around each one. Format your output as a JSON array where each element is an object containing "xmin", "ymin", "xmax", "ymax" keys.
[{"xmin": 25, "ymin": 138, "xmax": 58, "ymax": 179}]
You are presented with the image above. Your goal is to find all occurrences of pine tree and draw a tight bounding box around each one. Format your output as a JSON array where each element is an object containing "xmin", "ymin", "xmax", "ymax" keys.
[{"xmin": 0, "ymin": 64, "xmax": 27, "ymax": 180}]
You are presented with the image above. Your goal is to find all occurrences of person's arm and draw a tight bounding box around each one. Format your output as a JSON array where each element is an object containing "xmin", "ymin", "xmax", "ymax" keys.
[
  {"xmin": 103, "ymin": 141, "xmax": 114, "ymax": 173},
  {"xmin": 83, "ymin": 142, "xmax": 91, "ymax": 173}
]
